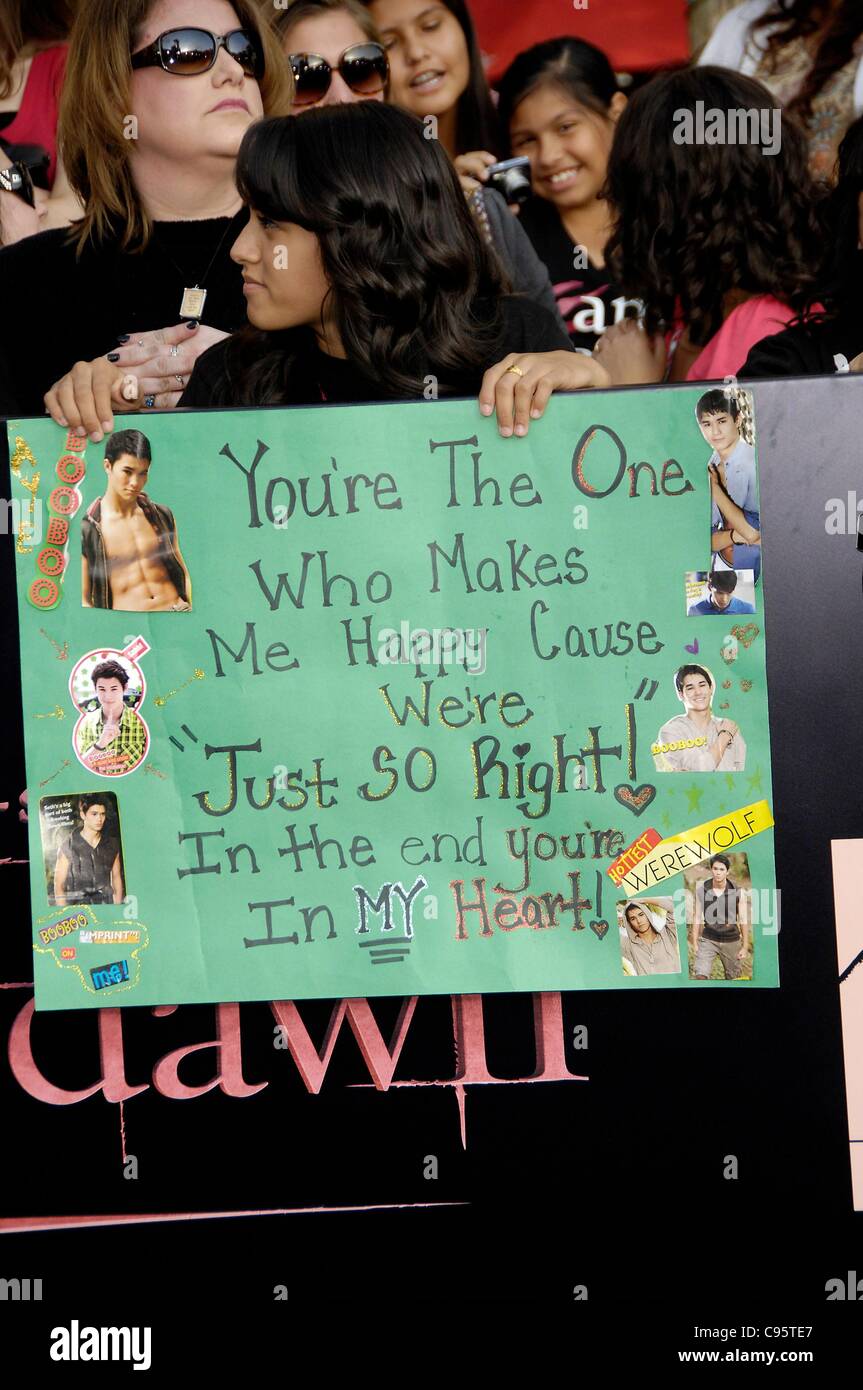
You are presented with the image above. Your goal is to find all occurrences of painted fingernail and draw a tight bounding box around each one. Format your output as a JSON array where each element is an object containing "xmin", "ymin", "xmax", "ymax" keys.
[
  {"xmin": 479, "ymin": 402, "xmax": 493, "ymax": 415},
  {"xmin": 107, "ymin": 352, "xmax": 120, "ymax": 362},
  {"xmin": 185, "ymin": 320, "xmax": 199, "ymax": 329},
  {"xmin": 117, "ymin": 334, "xmax": 130, "ymax": 343}
]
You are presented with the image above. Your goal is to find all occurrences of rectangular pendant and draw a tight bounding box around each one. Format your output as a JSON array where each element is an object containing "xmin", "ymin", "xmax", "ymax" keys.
[{"xmin": 180, "ymin": 286, "xmax": 207, "ymax": 320}]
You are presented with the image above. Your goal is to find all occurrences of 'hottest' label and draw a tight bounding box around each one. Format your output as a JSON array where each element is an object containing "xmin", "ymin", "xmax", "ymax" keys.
[{"xmin": 613, "ymin": 801, "xmax": 774, "ymax": 894}]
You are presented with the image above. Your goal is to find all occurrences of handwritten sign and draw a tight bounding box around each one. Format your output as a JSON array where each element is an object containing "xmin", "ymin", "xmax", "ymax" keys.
[{"xmin": 9, "ymin": 386, "xmax": 778, "ymax": 1009}]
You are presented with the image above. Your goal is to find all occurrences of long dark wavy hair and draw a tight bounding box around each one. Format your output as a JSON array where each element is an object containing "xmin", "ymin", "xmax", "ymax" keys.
[
  {"xmin": 604, "ymin": 67, "xmax": 825, "ymax": 345},
  {"xmin": 365, "ymin": 0, "xmax": 497, "ymax": 154},
  {"xmin": 799, "ymin": 113, "xmax": 863, "ymax": 321},
  {"xmin": 218, "ymin": 102, "xmax": 505, "ymax": 404},
  {"xmin": 752, "ymin": 0, "xmax": 863, "ymax": 121}
]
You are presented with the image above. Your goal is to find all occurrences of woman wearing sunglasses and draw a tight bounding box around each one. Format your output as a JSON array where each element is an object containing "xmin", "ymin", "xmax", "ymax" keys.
[
  {"xmin": 170, "ymin": 104, "xmax": 595, "ymax": 431},
  {"xmin": 273, "ymin": 0, "xmax": 390, "ymax": 111},
  {"xmin": 0, "ymin": 0, "xmax": 291, "ymax": 431}
]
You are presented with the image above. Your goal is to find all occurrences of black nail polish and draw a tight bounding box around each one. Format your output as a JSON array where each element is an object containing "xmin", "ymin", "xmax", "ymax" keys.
[
  {"xmin": 117, "ymin": 334, "xmax": 130, "ymax": 343},
  {"xmin": 185, "ymin": 319, "xmax": 199, "ymax": 329},
  {"xmin": 107, "ymin": 352, "xmax": 120, "ymax": 362}
]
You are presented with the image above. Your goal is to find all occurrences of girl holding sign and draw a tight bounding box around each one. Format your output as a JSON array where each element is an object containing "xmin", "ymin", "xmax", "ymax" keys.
[{"xmin": 148, "ymin": 102, "xmax": 598, "ymax": 429}]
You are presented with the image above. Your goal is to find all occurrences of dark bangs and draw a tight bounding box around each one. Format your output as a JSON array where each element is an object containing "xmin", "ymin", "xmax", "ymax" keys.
[{"xmin": 235, "ymin": 118, "xmax": 318, "ymax": 231}]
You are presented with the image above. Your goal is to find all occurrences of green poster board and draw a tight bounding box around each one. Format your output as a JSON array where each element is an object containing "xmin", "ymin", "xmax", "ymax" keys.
[{"xmin": 8, "ymin": 386, "xmax": 778, "ymax": 1009}]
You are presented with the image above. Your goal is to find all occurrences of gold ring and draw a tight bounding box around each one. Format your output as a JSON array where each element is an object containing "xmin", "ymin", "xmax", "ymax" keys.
[{"xmin": 506, "ymin": 365, "xmax": 524, "ymax": 377}]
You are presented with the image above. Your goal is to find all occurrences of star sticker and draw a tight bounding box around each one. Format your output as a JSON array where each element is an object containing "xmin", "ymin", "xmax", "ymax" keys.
[
  {"xmin": 746, "ymin": 767, "xmax": 763, "ymax": 795},
  {"xmin": 725, "ymin": 773, "xmax": 735, "ymax": 792},
  {"xmin": 685, "ymin": 785, "xmax": 704, "ymax": 814},
  {"xmin": 661, "ymin": 810, "xmax": 673, "ymax": 829}
]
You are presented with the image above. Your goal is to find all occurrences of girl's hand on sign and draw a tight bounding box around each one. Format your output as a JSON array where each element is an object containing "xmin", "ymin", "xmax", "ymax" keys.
[
  {"xmin": 44, "ymin": 359, "xmax": 179, "ymax": 441},
  {"xmin": 592, "ymin": 318, "xmax": 666, "ymax": 385},
  {"xmin": 43, "ymin": 324, "xmax": 228, "ymax": 441},
  {"xmin": 45, "ymin": 358, "xmax": 129, "ymax": 442},
  {"xmin": 479, "ymin": 350, "xmax": 611, "ymax": 436}
]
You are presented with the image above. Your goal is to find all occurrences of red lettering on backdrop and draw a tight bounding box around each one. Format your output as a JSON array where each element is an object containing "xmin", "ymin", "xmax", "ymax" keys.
[
  {"xmin": 6, "ymin": 993, "xmax": 585, "ymax": 1122},
  {"xmin": 451, "ymin": 994, "xmax": 498, "ymax": 1083},
  {"xmin": 530, "ymin": 992, "xmax": 581, "ymax": 1080},
  {"xmin": 268, "ymin": 996, "xmax": 418, "ymax": 1093},
  {"xmin": 8, "ymin": 999, "xmax": 147, "ymax": 1104},
  {"xmin": 151, "ymin": 1003, "xmax": 266, "ymax": 1100}
]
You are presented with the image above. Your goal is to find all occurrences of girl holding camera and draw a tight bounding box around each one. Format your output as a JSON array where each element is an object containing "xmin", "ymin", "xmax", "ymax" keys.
[{"xmin": 495, "ymin": 37, "xmax": 630, "ymax": 352}]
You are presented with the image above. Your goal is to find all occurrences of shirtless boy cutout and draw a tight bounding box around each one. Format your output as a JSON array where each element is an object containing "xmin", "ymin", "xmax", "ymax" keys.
[{"xmin": 81, "ymin": 429, "xmax": 191, "ymax": 612}]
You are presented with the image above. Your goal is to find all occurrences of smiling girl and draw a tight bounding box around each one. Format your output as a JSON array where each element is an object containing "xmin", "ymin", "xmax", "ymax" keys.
[{"xmin": 495, "ymin": 37, "xmax": 633, "ymax": 353}]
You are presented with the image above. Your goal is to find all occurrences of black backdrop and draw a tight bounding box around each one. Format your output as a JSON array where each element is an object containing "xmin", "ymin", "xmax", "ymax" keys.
[{"xmin": 2, "ymin": 374, "xmax": 862, "ymax": 1359}]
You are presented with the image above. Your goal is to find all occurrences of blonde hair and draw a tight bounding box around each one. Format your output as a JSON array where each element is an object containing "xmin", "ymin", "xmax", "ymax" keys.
[
  {"xmin": 59, "ymin": 0, "xmax": 294, "ymax": 254},
  {"xmin": 272, "ymin": 0, "xmax": 383, "ymax": 46}
]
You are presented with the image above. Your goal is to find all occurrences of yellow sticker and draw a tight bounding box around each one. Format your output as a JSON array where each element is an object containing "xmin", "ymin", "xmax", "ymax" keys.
[{"xmin": 615, "ymin": 800, "xmax": 774, "ymax": 894}]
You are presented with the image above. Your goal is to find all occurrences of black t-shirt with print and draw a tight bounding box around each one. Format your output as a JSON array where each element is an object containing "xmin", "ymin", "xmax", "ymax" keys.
[{"xmin": 517, "ymin": 196, "xmax": 634, "ymax": 353}]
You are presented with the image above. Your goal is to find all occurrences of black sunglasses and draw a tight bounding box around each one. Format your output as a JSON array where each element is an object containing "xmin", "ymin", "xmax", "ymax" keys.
[
  {"xmin": 288, "ymin": 42, "xmax": 388, "ymax": 106},
  {"xmin": 131, "ymin": 27, "xmax": 263, "ymax": 79},
  {"xmin": 0, "ymin": 160, "xmax": 35, "ymax": 208}
]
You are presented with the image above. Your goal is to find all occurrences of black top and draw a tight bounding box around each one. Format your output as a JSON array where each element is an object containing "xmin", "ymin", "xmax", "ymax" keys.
[
  {"xmin": 516, "ymin": 196, "xmax": 629, "ymax": 353},
  {"xmin": 57, "ymin": 829, "xmax": 120, "ymax": 905},
  {"xmin": 740, "ymin": 316, "xmax": 860, "ymax": 378},
  {"xmin": 0, "ymin": 210, "xmax": 247, "ymax": 849},
  {"xmin": 180, "ymin": 294, "xmax": 573, "ymax": 408},
  {"xmin": 0, "ymin": 209, "xmax": 249, "ymax": 417},
  {"xmin": 469, "ymin": 187, "xmax": 563, "ymax": 326}
]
